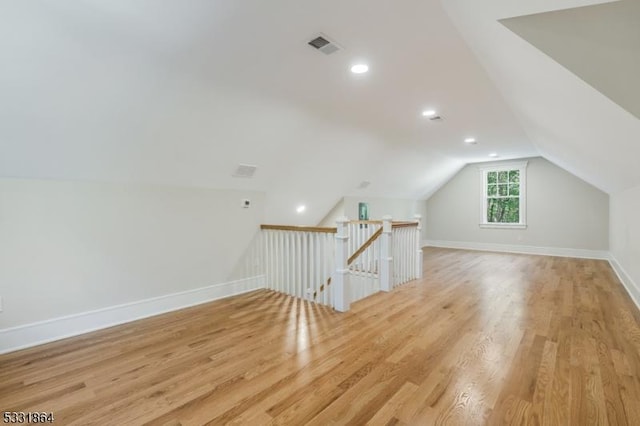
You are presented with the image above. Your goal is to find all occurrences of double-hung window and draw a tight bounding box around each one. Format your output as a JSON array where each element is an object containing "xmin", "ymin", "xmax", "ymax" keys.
[{"xmin": 479, "ymin": 161, "xmax": 528, "ymax": 229}]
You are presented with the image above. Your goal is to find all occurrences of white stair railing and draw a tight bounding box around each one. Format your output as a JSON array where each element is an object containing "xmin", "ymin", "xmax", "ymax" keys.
[
  {"xmin": 391, "ymin": 215, "xmax": 422, "ymax": 287},
  {"xmin": 259, "ymin": 214, "xmax": 423, "ymax": 311},
  {"xmin": 346, "ymin": 221, "xmax": 383, "ymax": 304},
  {"xmin": 261, "ymin": 225, "xmax": 336, "ymax": 306},
  {"xmin": 347, "ymin": 220, "xmax": 382, "ymax": 264}
]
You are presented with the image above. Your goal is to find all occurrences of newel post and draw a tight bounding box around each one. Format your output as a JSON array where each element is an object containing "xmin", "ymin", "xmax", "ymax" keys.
[
  {"xmin": 414, "ymin": 214, "xmax": 423, "ymax": 279},
  {"xmin": 333, "ymin": 217, "xmax": 350, "ymax": 312},
  {"xmin": 380, "ymin": 215, "xmax": 393, "ymax": 292}
]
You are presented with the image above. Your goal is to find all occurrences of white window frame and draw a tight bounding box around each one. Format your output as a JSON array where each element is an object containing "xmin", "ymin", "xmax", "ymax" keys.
[{"xmin": 479, "ymin": 161, "xmax": 528, "ymax": 229}]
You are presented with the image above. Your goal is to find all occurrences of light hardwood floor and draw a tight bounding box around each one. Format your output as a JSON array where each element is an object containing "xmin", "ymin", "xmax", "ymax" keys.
[{"xmin": 2, "ymin": 248, "xmax": 640, "ymax": 425}]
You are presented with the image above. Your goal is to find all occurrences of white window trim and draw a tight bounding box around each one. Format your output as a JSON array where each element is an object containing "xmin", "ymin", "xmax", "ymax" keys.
[{"xmin": 478, "ymin": 161, "xmax": 528, "ymax": 229}]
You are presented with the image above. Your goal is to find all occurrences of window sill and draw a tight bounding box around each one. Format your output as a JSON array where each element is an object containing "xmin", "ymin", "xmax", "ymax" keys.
[{"xmin": 479, "ymin": 223, "xmax": 527, "ymax": 230}]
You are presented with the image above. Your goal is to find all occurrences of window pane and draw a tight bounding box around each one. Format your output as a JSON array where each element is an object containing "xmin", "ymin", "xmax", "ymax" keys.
[
  {"xmin": 498, "ymin": 184, "xmax": 508, "ymax": 196},
  {"xmin": 487, "ymin": 198, "xmax": 499, "ymax": 222},
  {"xmin": 505, "ymin": 198, "xmax": 520, "ymax": 223},
  {"xmin": 487, "ymin": 198, "xmax": 520, "ymax": 223},
  {"xmin": 509, "ymin": 184, "xmax": 520, "ymax": 196},
  {"xmin": 487, "ymin": 172, "xmax": 497, "ymax": 184},
  {"xmin": 498, "ymin": 171, "xmax": 508, "ymax": 183},
  {"xmin": 509, "ymin": 170, "xmax": 520, "ymax": 183},
  {"xmin": 488, "ymin": 184, "xmax": 497, "ymax": 196}
]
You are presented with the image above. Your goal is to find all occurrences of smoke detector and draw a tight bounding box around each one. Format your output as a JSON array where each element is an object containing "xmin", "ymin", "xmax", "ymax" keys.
[
  {"xmin": 232, "ymin": 164, "xmax": 257, "ymax": 178},
  {"xmin": 308, "ymin": 34, "xmax": 341, "ymax": 55}
]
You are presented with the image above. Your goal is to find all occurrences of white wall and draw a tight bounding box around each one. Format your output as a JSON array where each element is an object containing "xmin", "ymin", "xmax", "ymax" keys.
[
  {"xmin": 425, "ymin": 157, "xmax": 609, "ymax": 252},
  {"xmin": 343, "ymin": 196, "xmax": 427, "ymax": 241},
  {"xmin": 342, "ymin": 196, "xmax": 424, "ymax": 222},
  {"xmin": 0, "ymin": 178, "xmax": 265, "ymax": 329},
  {"xmin": 318, "ymin": 197, "xmax": 345, "ymax": 227},
  {"xmin": 318, "ymin": 195, "xmax": 427, "ymax": 240},
  {"xmin": 610, "ymin": 185, "xmax": 640, "ymax": 305},
  {"xmin": 319, "ymin": 196, "xmax": 426, "ymax": 223}
]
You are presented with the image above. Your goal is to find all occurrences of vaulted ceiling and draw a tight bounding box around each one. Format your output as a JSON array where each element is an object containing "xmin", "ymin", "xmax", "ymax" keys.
[
  {"xmin": 443, "ymin": 0, "xmax": 640, "ymax": 193},
  {"xmin": 1, "ymin": 0, "xmax": 638, "ymax": 224}
]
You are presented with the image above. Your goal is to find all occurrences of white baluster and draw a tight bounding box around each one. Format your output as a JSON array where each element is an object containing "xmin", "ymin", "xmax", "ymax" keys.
[
  {"xmin": 287, "ymin": 232, "xmax": 292, "ymax": 294},
  {"xmin": 273, "ymin": 231, "xmax": 278, "ymax": 291},
  {"xmin": 320, "ymin": 232, "xmax": 325, "ymax": 304},
  {"xmin": 328, "ymin": 233, "xmax": 334, "ymax": 306},
  {"xmin": 299, "ymin": 232, "xmax": 304, "ymax": 298},
  {"xmin": 325, "ymin": 233, "xmax": 331, "ymax": 306},
  {"xmin": 334, "ymin": 217, "xmax": 350, "ymax": 312},
  {"xmin": 270, "ymin": 231, "xmax": 275, "ymax": 291},
  {"xmin": 380, "ymin": 216, "xmax": 393, "ymax": 292},
  {"xmin": 398, "ymin": 230, "xmax": 402, "ymax": 285},
  {"xmin": 278, "ymin": 231, "xmax": 283, "ymax": 293},
  {"xmin": 302, "ymin": 232, "xmax": 308, "ymax": 300},
  {"xmin": 414, "ymin": 214, "xmax": 423, "ymax": 280},
  {"xmin": 292, "ymin": 232, "xmax": 297, "ymax": 295},
  {"xmin": 396, "ymin": 229, "xmax": 400, "ymax": 287},
  {"xmin": 401, "ymin": 229, "xmax": 405, "ymax": 285},
  {"xmin": 318, "ymin": 233, "xmax": 323, "ymax": 303},
  {"xmin": 405, "ymin": 229, "xmax": 409, "ymax": 283},
  {"xmin": 323, "ymin": 233, "xmax": 329, "ymax": 306},
  {"xmin": 293, "ymin": 232, "xmax": 297, "ymax": 295},
  {"xmin": 289, "ymin": 232, "xmax": 294, "ymax": 296},
  {"xmin": 264, "ymin": 231, "xmax": 269, "ymax": 289},
  {"xmin": 309, "ymin": 233, "xmax": 316, "ymax": 301},
  {"xmin": 268, "ymin": 230, "xmax": 274, "ymax": 290},
  {"xmin": 408, "ymin": 229, "xmax": 412, "ymax": 281},
  {"xmin": 409, "ymin": 229, "xmax": 418, "ymax": 280}
]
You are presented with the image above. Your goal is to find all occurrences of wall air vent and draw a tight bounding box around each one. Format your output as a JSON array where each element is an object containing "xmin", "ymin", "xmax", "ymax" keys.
[
  {"xmin": 308, "ymin": 34, "xmax": 341, "ymax": 55},
  {"xmin": 232, "ymin": 164, "xmax": 257, "ymax": 178}
]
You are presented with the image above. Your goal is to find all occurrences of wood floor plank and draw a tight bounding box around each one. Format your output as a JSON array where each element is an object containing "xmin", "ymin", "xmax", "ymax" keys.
[{"xmin": 1, "ymin": 248, "xmax": 640, "ymax": 425}]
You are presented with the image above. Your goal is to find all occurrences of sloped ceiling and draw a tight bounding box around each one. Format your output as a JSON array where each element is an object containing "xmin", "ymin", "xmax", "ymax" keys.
[
  {"xmin": 501, "ymin": 0, "xmax": 640, "ymax": 121},
  {"xmin": 0, "ymin": 0, "xmax": 537, "ymax": 225},
  {"xmin": 441, "ymin": 0, "xmax": 640, "ymax": 194},
  {"xmin": 2, "ymin": 1, "xmax": 637, "ymax": 226}
]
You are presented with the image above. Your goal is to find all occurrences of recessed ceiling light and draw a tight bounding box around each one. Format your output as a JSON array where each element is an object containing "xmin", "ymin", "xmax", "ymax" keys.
[
  {"xmin": 464, "ymin": 137, "xmax": 477, "ymax": 144},
  {"xmin": 422, "ymin": 109, "xmax": 436, "ymax": 117},
  {"xmin": 488, "ymin": 153, "xmax": 499, "ymax": 158},
  {"xmin": 296, "ymin": 205, "xmax": 306, "ymax": 213},
  {"xmin": 350, "ymin": 64, "xmax": 369, "ymax": 74}
]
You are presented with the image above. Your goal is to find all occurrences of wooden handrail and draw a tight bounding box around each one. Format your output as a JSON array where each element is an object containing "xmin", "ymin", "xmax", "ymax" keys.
[
  {"xmin": 260, "ymin": 224, "xmax": 337, "ymax": 234},
  {"xmin": 313, "ymin": 277, "xmax": 331, "ymax": 300},
  {"xmin": 349, "ymin": 220, "xmax": 383, "ymax": 225},
  {"xmin": 261, "ymin": 221, "xmax": 416, "ymax": 232},
  {"xmin": 312, "ymin": 218, "xmax": 412, "ymax": 299},
  {"xmin": 392, "ymin": 221, "xmax": 419, "ymax": 228},
  {"xmin": 315, "ymin": 227, "xmax": 383, "ymax": 299},
  {"xmin": 348, "ymin": 227, "xmax": 383, "ymax": 265}
]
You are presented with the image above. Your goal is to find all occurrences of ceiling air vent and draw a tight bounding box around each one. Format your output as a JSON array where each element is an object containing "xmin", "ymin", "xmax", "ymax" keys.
[
  {"xmin": 232, "ymin": 164, "xmax": 257, "ymax": 178},
  {"xmin": 308, "ymin": 34, "xmax": 341, "ymax": 55}
]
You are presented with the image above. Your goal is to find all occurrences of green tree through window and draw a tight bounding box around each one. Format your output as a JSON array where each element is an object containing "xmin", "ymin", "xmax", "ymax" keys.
[
  {"xmin": 486, "ymin": 170, "xmax": 519, "ymax": 223},
  {"xmin": 480, "ymin": 162, "xmax": 527, "ymax": 227}
]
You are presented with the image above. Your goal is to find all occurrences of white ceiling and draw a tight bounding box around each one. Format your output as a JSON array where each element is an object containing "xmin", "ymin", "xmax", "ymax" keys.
[
  {"xmin": 500, "ymin": 0, "xmax": 640, "ymax": 120},
  {"xmin": 1, "ymin": 0, "xmax": 637, "ymax": 223},
  {"xmin": 442, "ymin": 0, "xmax": 640, "ymax": 193}
]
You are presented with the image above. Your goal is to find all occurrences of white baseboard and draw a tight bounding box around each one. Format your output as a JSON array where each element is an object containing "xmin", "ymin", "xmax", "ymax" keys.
[
  {"xmin": 608, "ymin": 255, "xmax": 640, "ymax": 311},
  {"xmin": 424, "ymin": 240, "xmax": 609, "ymax": 260},
  {"xmin": 0, "ymin": 275, "xmax": 265, "ymax": 355}
]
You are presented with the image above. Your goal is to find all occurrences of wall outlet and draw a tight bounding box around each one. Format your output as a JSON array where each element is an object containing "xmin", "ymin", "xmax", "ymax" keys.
[{"xmin": 242, "ymin": 199, "xmax": 251, "ymax": 208}]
